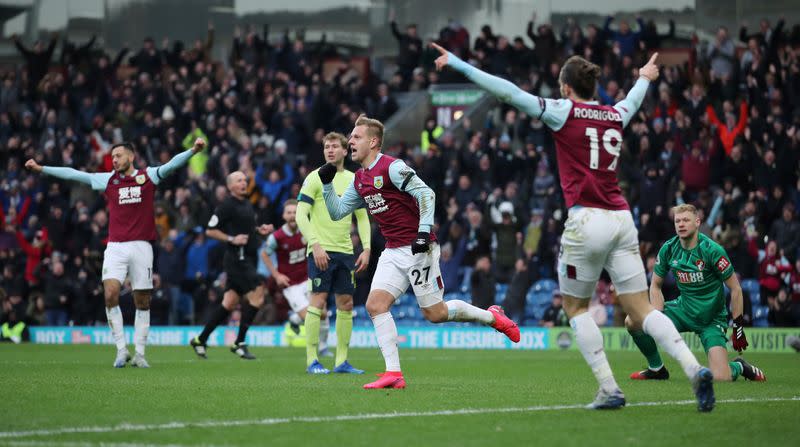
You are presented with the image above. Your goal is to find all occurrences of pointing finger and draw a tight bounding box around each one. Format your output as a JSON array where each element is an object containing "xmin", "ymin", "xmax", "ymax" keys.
[{"xmin": 430, "ymin": 42, "xmax": 446, "ymax": 54}]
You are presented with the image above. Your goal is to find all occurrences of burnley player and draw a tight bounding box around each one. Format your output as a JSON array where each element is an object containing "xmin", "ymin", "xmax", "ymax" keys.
[
  {"xmin": 434, "ymin": 44, "xmax": 715, "ymax": 411},
  {"xmin": 295, "ymin": 132, "xmax": 370, "ymax": 375},
  {"xmin": 25, "ymin": 139, "xmax": 204, "ymax": 368},
  {"xmin": 261, "ymin": 199, "xmax": 331, "ymax": 355},
  {"xmin": 190, "ymin": 171, "xmax": 272, "ymax": 360},
  {"xmin": 628, "ymin": 204, "xmax": 765, "ymax": 382},
  {"xmin": 321, "ymin": 115, "xmax": 520, "ymax": 389}
]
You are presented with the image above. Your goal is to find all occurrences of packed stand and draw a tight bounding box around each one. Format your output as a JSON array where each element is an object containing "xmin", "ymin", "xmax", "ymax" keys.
[
  {"xmin": 388, "ymin": 13, "xmax": 800, "ymax": 327},
  {"xmin": 1, "ymin": 14, "xmax": 800, "ymax": 332}
]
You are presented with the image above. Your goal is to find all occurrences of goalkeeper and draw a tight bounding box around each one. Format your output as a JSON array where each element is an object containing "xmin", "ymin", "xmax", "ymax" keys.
[{"xmin": 627, "ymin": 204, "xmax": 766, "ymax": 382}]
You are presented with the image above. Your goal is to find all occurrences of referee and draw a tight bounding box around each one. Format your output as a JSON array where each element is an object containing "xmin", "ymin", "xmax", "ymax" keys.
[{"xmin": 191, "ymin": 171, "xmax": 272, "ymax": 359}]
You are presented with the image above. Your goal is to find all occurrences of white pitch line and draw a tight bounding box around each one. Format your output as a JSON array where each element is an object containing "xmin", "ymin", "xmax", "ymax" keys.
[
  {"xmin": 3, "ymin": 441, "xmax": 214, "ymax": 447},
  {"xmin": 1, "ymin": 396, "xmax": 798, "ymax": 440}
]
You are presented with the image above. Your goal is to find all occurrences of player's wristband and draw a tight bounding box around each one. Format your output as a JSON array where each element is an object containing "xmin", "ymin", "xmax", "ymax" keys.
[{"xmin": 227, "ymin": 235, "xmax": 234, "ymax": 244}]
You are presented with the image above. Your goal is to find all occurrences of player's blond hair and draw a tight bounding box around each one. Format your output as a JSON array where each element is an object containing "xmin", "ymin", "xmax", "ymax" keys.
[
  {"xmin": 283, "ymin": 198, "xmax": 298, "ymax": 208},
  {"xmin": 672, "ymin": 204, "xmax": 698, "ymax": 216},
  {"xmin": 355, "ymin": 114, "xmax": 384, "ymax": 148},
  {"xmin": 323, "ymin": 132, "xmax": 347, "ymax": 149}
]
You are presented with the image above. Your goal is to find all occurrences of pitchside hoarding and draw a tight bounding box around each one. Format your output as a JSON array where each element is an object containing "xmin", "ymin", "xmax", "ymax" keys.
[{"xmin": 28, "ymin": 326, "xmax": 800, "ymax": 353}]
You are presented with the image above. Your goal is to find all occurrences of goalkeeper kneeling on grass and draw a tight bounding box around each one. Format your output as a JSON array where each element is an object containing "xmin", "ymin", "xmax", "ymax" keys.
[{"xmin": 626, "ymin": 204, "xmax": 766, "ymax": 382}]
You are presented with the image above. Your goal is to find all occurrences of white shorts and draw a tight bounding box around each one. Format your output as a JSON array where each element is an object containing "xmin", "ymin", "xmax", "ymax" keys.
[
  {"xmin": 558, "ymin": 207, "xmax": 647, "ymax": 298},
  {"xmin": 283, "ymin": 280, "xmax": 310, "ymax": 313},
  {"xmin": 371, "ymin": 244, "xmax": 444, "ymax": 308},
  {"xmin": 102, "ymin": 241, "xmax": 154, "ymax": 291}
]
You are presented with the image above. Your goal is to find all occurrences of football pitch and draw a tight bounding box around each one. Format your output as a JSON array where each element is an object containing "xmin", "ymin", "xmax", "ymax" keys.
[{"xmin": 1, "ymin": 345, "xmax": 798, "ymax": 446}]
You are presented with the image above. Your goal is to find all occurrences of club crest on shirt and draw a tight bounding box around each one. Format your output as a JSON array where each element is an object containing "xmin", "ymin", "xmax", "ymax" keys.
[
  {"xmin": 695, "ymin": 259, "xmax": 705, "ymax": 271},
  {"xmin": 135, "ymin": 174, "xmax": 146, "ymax": 185},
  {"xmin": 373, "ymin": 176, "xmax": 384, "ymax": 189}
]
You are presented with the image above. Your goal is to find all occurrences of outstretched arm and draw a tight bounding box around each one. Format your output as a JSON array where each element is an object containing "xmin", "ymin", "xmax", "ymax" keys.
[
  {"xmin": 27, "ymin": 159, "xmax": 111, "ymax": 191},
  {"xmin": 147, "ymin": 138, "xmax": 204, "ymax": 185},
  {"xmin": 613, "ymin": 53, "xmax": 659, "ymax": 128},
  {"xmin": 322, "ymin": 181, "xmax": 365, "ymax": 221},
  {"xmin": 432, "ymin": 42, "xmax": 571, "ymax": 131}
]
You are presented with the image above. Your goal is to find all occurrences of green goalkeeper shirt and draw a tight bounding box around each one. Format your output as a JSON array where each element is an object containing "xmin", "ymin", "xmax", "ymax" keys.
[{"xmin": 654, "ymin": 233, "xmax": 735, "ymax": 325}]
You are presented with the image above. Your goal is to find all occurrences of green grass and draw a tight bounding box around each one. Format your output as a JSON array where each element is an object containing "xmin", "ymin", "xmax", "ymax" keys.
[{"xmin": 1, "ymin": 344, "xmax": 799, "ymax": 446}]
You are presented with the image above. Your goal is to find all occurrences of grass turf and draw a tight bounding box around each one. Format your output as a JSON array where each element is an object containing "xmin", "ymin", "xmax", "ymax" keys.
[{"xmin": 1, "ymin": 344, "xmax": 798, "ymax": 446}]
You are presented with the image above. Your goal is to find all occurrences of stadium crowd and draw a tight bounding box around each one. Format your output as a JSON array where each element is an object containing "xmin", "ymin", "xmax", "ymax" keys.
[{"xmin": 1, "ymin": 13, "xmax": 800, "ymax": 337}]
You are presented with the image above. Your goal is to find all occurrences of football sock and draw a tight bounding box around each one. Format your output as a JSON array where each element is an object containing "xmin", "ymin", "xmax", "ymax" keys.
[
  {"xmin": 319, "ymin": 314, "xmax": 330, "ymax": 352},
  {"xmin": 133, "ymin": 309, "xmax": 150, "ymax": 357},
  {"xmin": 235, "ymin": 301, "xmax": 258, "ymax": 345},
  {"xmin": 372, "ymin": 311, "xmax": 401, "ymax": 372},
  {"xmin": 106, "ymin": 306, "xmax": 126, "ymax": 351},
  {"xmin": 571, "ymin": 312, "xmax": 619, "ymax": 393},
  {"xmin": 629, "ymin": 329, "xmax": 664, "ymax": 370},
  {"xmin": 305, "ymin": 306, "xmax": 322, "ymax": 366},
  {"xmin": 198, "ymin": 305, "xmax": 231, "ymax": 344},
  {"xmin": 446, "ymin": 300, "xmax": 494, "ymax": 324},
  {"xmin": 642, "ymin": 310, "xmax": 702, "ymax": 378},
  {"xmin": 729, "ymin": 361, "xmax": 743, "ymax": 381},
  {"xmin": 335, "ymin": 310, "xmax": 353, "ymax": 366}
]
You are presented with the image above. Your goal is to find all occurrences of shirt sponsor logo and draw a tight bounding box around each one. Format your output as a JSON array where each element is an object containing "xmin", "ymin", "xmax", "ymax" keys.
[
  {"xmin": 676, "ymin": 271, "xmax": 704, "ymax": 283},
  {"xmin": 118, "ymin": 186, "xmax": 142, "ymax": 205},
  {"xmin": 364, "ymin": 193, "xmax": 389, "ymax": 214},
  {"xmin": 572, "ymin": 107, "xmax": 622, "ymax": 122},
  {"xmin": 374, "ymin": 175, "xmax": 384, "ymax": 189},
  {"xmin": 288, "ymin": 248, "xmax": 305, "ymax": 264},
  {"xmin": 716, "ymin": 256, "xmax": 730, "ymax": 273}
]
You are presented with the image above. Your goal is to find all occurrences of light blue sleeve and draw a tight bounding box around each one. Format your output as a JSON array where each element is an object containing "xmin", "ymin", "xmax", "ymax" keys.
[
  {"xmin": 387, "ymin": 160, "xmax": 434, "ymax": 233},
  {"xmin": 146, "ymin": 149, "xmax": 193, "ymax": 185},
  {"xmin": 41, "ymin": 167, "xmax": 112, "ymax": 191},
  {"xmin": 322, "ymin": 181, "xmax": 365, "ymax": 221},
  {"xmin": 613, "ymin": 77, "xmax": 650, "ymax": 128},
  {"xmin": 446, "ymin": 52, "xmax": 571, "ymax": 131},
  {"xmin": 706, "ymin": 195, "xmax": 724, "ymax": 227},
  {"xmin": 264, "ymin": 234, "xmax": 278, "ymax": 256}
]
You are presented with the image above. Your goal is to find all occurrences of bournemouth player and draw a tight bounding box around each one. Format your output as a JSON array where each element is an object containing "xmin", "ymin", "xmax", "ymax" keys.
[
  {"xmin": 261, "ymin": 199, "xmax": 330, "ymax": 354},
  {"xmin": 322, "ymin": 115, "xmax": 520, "ymax": 389},
  {"xmin": 295, "ymin": 132, "xmax": 370, "ymax": 374},
  {"xmin": 628, "ymin": 204, "xmax": 765, "ymax": 382},
  {"xmin": 190, "ymin": 171, "xmax": 273, "ymax": 360},
  {"xmin": 434, "ymin": 44, "xmax": 715, "ymax": 411},
  {"xmin": 25, "ymin": 139, "xmax": 204, "ymax": 368}
]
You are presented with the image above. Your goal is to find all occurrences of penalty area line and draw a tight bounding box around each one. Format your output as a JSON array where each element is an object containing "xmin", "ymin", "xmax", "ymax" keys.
[{"xmin": 2, "ymin": 396, "xmax": 798, "ymax": 440}]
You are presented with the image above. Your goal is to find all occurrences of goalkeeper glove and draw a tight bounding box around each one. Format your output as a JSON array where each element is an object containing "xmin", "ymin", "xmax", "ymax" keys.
[{"xmin": 731, "ymin": 315, "xmax": 748, "ymax": 352}]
